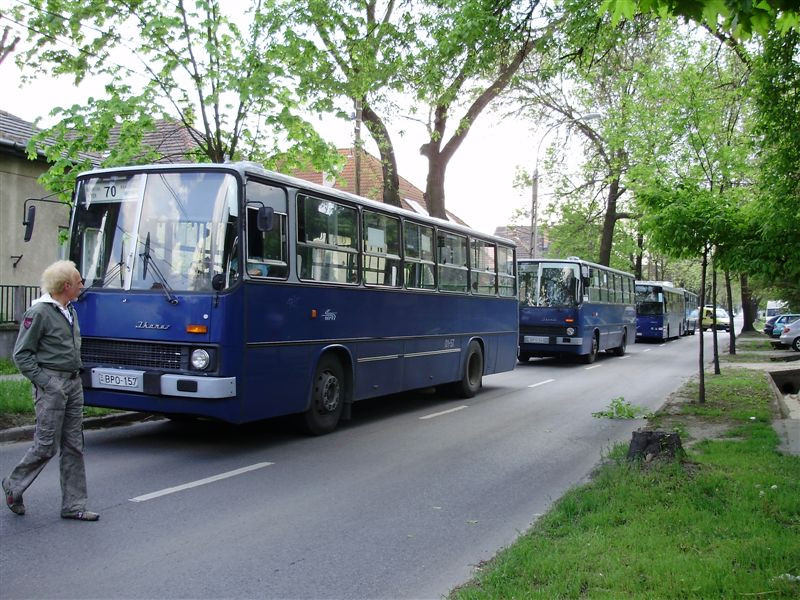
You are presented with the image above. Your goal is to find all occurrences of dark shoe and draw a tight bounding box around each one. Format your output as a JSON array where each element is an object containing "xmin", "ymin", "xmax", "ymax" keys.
[
  {"xmin": 61, "ymin": 510, "xmax": 100, "ymax": 521},
  {"xmin": 2, "ymin": 478, "xmax": 25, "ymax": 516}
]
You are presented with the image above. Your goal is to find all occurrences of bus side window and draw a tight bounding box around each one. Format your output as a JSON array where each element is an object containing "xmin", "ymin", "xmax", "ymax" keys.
[
  {"xmin": 363, "ymin": 210, "xmax": 401, "ymax": 287},
  {"xmin": 497, "ymin": 246, "xmax": 515, "ymax": 297},
  {"xmin": 404, "ymin": 221, "xmax": 436, "ymax": 290},
  {"xmin": 470, "ymin": 239, "xmax": 497, "ymax": 295},
  {"xmin": 296, "ymin": 194, "xmax": 358, "ymax": 284},
  {"xmin": 437, "ymin": 230, "xmax": 468, "ymax": 293},
  {"xmin": 246, "ymin": 206, "xmax": 288, "ymax": 279}
]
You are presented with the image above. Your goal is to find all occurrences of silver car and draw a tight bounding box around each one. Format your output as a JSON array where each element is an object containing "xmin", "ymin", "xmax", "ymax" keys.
[{"xmin": 778, "ymin": 318, "xmax": 800, "ymax": 352}]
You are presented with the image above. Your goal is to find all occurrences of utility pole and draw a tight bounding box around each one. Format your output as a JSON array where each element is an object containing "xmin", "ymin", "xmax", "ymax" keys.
[{"xmin": 354, "ymin": 98, "xmax": 362, "ymax": 196}]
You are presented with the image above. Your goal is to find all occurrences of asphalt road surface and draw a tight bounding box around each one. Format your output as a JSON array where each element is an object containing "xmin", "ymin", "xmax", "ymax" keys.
[{"xmin": 0, "ymin": 331, "xmax": 724, "ymax": 599}]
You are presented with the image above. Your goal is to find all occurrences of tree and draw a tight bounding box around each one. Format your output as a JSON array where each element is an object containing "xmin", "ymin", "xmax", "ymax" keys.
[
  {"xmin": 413, "ymin": 0, "xmax": 545, "ymax": 218},
  {"xmin": 282, "ymin": 0, "xmax": 417, "ymax": 207},
  {"xmin": 604, "ymin": 0, "xmax": 800, "ymax": 38},
  {"xmin": 511, "ymin": 1, "xmax": 670, "ymax": 266},
  {"xmin": 0, "ymin": 23, "xmax": 20, "ymax": 64},
  {"xmin": 11, "ymin": 0, "xmax": 341, "ymax": 199}
]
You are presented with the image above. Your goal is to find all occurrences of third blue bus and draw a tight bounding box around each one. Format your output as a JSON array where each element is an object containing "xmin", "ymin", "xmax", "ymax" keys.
[{"xmin": 634, "ymin": 281, "xmax": 686, "ymax": 340}]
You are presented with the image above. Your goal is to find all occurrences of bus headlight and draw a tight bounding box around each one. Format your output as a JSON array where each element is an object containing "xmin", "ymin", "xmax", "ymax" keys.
[
  {"xmin": 191, "ymin": 349, "xmax": 211, "ymax": 371},
  {"xmin": 566, "ymin": 327, "xmax": 575, "ymax": 336}
]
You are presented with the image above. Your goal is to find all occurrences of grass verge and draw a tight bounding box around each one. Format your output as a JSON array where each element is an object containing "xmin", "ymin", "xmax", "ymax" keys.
[
  {"xmin": 451, "ymin": 369, "xmax": 800, "ymax": 599},
  {"xmin": 0, "ymin": 379, "xmax": 120, "ymax": 429},
  {"xmin": 0, "ymin": 357, "xmax": 19, "ymax": 375}
]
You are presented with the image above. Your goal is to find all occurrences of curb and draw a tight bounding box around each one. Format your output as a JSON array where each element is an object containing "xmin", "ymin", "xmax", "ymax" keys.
[{"xmin": 0, "ymin": 412, "xmax": 160, "ymax": 443}]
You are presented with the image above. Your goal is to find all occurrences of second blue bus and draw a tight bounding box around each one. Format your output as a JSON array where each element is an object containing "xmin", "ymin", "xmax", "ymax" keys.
[{"xmin": 517, "ymin": 258, "xmax": 636, "ymax": 363}]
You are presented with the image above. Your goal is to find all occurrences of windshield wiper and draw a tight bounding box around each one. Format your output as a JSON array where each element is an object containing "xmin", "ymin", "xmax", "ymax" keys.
[{"xmin": 139, "ymin": 232, "xmax": 179, "ymax": 305}]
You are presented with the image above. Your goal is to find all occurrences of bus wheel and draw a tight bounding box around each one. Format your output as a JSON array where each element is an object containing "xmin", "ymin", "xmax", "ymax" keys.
[
  {"xmin": 612, "ymin": 330, "xmax": 627, "ymax": 356},
  {"xmin": 453, "ymin": 340, "xmax": 484, "ymax": 398},
  {"xmin": 301, "ymin": 355, "xmax": 345, "ymax": 435},
  {"xmin": 582, "ymin": 333, "xmax": 599, "ymax": 364},
  {"xmin": 518, "ymin": 352, "xmax": 531, "ymax": 364}
]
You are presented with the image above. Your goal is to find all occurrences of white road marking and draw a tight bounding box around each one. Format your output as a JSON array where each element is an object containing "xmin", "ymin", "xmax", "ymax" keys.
[
  {"xmin": 584, "ymin": 365, "xmax": 602, "ymax": 370},
  {"xmin": 420, "ymin": 405, "xmax": 468, "ymax": 420},
  {"xmin": 527, "ymin": 379, "xmax": 555, "ymax": 388},
  {"xmin": 619, "ymin": 355, "xmax": 631, "ymax": 360},
  {"xmin": 642, "ymin": 348, "xmax": 652, "ymax": 352},
  {"xmin": 129, "ymin": 462, "xmax": 274, "ymax": 502}
]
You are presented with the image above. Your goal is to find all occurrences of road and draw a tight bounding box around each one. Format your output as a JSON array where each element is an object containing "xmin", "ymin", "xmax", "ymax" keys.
[{"xmin": 0, "ymin": 331, "xmax": 722, "ymax": 599}]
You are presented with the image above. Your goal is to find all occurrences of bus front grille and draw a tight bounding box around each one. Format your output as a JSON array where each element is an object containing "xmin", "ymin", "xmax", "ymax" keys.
[
  {"xmin": 82, "ymin": 338, "xmax": 186, "ymax": 370},
  {"xmin": 520, "ymin": 325, "xmax": 566, "ymax": 336}
]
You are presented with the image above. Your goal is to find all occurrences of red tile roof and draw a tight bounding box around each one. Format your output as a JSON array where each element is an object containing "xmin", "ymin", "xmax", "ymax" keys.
[{"xmin": 291, "ymin": 148, "xmax": 468, "ymax": 226}]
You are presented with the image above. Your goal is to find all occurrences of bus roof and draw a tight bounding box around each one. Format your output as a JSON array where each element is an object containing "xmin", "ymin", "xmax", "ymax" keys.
[
  {"xmin": 76, "ymin": 161, "xmax": 516, "ymax": 247},
  {"xmin": 518, "ymin": 257, "xmax": 634, "ymax": 279},
  {"xmin": 636, "ymin": 280, "xmax": 684, "ymax": 294}
]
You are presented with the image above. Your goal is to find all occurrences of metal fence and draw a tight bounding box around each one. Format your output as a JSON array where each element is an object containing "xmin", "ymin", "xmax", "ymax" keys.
[{"xmin": 0, "ymin": 285, "xmax": 42, "ymax": 324}]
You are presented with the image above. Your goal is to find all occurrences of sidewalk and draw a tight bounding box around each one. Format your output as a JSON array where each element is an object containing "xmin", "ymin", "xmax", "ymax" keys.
[{"xmin": 717, "ymin": 357, "xmax": 800, "ymax": 456}]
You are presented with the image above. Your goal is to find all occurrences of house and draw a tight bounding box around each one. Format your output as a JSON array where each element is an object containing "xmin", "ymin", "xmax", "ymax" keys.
[
  {"xmin": 494, "ymin": 224, "xmax": 549, "ymax": 259},
  {"xmin": 291, "ymin": 148, "xmax": 469, "ymax": 226}
]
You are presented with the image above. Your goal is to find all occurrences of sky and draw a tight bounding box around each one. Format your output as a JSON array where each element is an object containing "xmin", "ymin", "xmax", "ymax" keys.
[{"xmin": 0, "ymin": 47, "xmax": 541, "ymax": 237}]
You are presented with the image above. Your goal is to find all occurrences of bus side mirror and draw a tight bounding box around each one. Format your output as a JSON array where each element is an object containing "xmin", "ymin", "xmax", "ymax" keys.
[
  {"xmin": 23, "ymin": 205, "xmax": 36, "ymax": 242},
  {"xmin": 257, "ymin": 206, "xmax": 274, "ymax": 232}
]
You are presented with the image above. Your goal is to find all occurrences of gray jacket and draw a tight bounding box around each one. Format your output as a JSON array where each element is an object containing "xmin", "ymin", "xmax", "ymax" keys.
[{"xmin": 13, "ymin": 295, "xmax": 82, "ymax": 387}]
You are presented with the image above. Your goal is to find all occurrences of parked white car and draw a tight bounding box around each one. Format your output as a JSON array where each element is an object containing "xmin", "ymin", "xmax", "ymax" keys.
[{"xmin": 779, "ymin": 318, "xmax": 800, "ymax": 352}]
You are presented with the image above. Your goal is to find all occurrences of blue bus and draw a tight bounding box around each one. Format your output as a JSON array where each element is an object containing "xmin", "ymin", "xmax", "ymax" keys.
[
  {"xmin": 517, "ymin": 258, "xmax": 636, "ymax": 363},
  {"xmin": 682, "ymin": 289, "xmax": 698, "ymax": 335},
  {"xmin": 634, "ymin": 281, "xmax": 686, "ymax": 340},
  {"xmin": 52, "ymin": 162, "xmax": 518, "ymax": 434}
]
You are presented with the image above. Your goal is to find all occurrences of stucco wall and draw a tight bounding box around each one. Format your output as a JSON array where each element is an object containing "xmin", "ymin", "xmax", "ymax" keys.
[{"xmin": 0, "ymin": 154, "xmax": 70, "ymax": 287}]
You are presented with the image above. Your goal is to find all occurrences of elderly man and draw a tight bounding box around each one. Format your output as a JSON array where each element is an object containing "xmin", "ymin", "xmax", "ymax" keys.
[{"xmin": 2, "ymin": 260, "xmax": 99, "ymax": 521}]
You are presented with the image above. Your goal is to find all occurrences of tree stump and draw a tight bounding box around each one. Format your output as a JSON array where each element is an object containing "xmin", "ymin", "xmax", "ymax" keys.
[{"xmin": 626, "ymin": 429, "xmax": 684, "ymax": 462}]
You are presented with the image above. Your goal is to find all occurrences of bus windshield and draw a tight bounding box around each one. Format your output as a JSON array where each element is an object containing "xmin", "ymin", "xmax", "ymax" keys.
[
  {"xmin": 519, "ymin": 262, "xmax": 580, "ymax": 307},
  {"xmin": 635, "ymin": 285, "xmax": 663, "ymax": 315},
  {"xmin": 70, "ymin": 171, "xmax": 239, "ymax": 293}
]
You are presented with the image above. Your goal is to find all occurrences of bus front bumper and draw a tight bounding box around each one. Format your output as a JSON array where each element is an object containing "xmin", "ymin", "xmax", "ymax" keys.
[
  {"xmin": 87, "ymin": 367, "xmax": 236, "ymax": 399},
  {"xmin": 521, "ymin": 335, "xmax": 583, "ymax": 347}
]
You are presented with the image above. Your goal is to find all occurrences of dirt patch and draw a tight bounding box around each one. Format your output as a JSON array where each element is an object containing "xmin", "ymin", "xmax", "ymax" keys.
[
  {"xmin": 0, "ymin": 413, "xmax": 34, "ymax": 431},
  {"xmin": 645, "ymin": 386, "xmax": 741, "ymax": 448}
]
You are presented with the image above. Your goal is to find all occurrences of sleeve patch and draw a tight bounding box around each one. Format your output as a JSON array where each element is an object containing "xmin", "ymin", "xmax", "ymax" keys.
[{"xmin": 23, "ymin": 316, "xmax": 33, "ymax": 329}]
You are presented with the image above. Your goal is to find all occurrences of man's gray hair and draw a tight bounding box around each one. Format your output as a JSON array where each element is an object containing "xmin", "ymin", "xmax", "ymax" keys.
[{"xmin": 41, "ymin": 260, "xmax": 79, "ymax": 295}]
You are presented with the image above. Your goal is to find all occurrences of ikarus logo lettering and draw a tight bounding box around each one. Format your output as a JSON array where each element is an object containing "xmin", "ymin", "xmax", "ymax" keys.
[
  {"xmin": 323, "ymin": 310, "xmax": 337, "ymax": 321},
  {"xmin": 135, "ymin": 321, "xmax": 170, "ymax": 330}
]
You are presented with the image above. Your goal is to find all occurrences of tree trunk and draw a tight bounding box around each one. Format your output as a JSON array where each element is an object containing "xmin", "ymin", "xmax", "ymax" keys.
[
  {"xmin": 739, "ymin": 274, "xmax": 758, "ymax": 333},
  {"xmin": 420, "ymin": 130, "xmax": 447, "ymax": 219},
  {"xmin": 725, "ymin": 270, "xmax": 736, "ymax": 355},
  {"xmin": 698, "ymin": 246, "xmax": 708, "ymax": 403},
  {"xmin": 597, "ymin": 176, "xmax": 622, "ymax": 266},
  {"xmin": 634, "ymin": 232, "xmax": 644, "ymax": 278},
  {"xmin": 361, "ymin": 102, "xmax": 401, "ymax": 207},
  {"xmin": 627, "ymin": 429, "xmax": 684, "ymax": 462},
  {"xmin": 421, "ymin": 38, "xmax": 535, "ymax": 219},
  {"xmin": 712, "ymin": 256, "xmax": 720, "ymax": 375}
]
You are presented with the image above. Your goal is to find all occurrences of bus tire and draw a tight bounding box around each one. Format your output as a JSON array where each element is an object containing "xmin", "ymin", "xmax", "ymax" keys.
[
  {"xmin": 518, "ymin": 352, "xmax": 531, "ymax": 364},
  {"xmin": 612, "ymin": 330, "xmax": 627, "ymax": 356},
  {"xmin": 582, "ymin": 332, "xmax": 599, "ymax": 364},
  {"xmin": 300, "ymin": 354, "xmax": 345, "ymax": 435},
  {"xmin": 453, "ymin": 340, "xmax": 483, "ymax": 398}
]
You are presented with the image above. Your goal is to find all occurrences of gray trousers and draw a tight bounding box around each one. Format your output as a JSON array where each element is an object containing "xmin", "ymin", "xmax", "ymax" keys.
[{"xmin": 5, "ymin": 369, "xmax": 88, "ymax": 513}]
